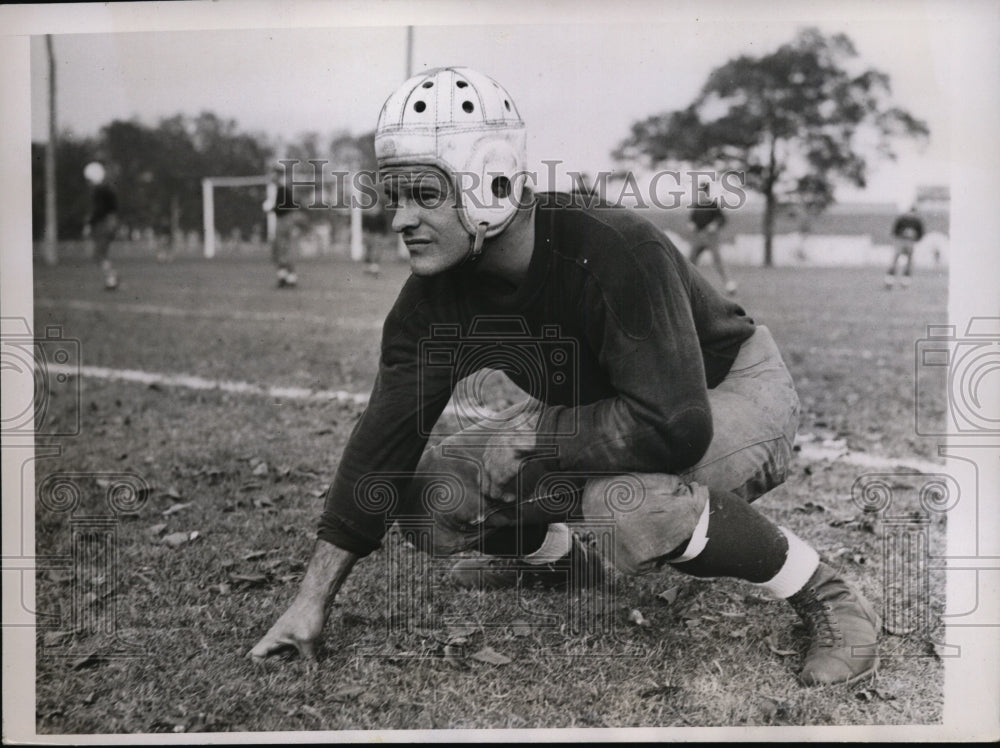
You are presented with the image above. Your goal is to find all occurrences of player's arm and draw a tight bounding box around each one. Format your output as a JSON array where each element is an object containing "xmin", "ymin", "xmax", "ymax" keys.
[
  {"xmin": 249, "ymin": 282, "xmax": 453, "ymax": 659},
  {"xmin": 247, "ymin": 540, "xmax": 357, "ymax": 661},
  {"xmin": 535, "ymin": 241, "xmax": 715, "ymax": 476}
]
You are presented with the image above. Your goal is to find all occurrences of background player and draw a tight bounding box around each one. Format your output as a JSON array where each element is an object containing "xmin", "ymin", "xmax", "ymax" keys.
[
  {"xmin": 688, "ymin": 179, "xmax": 737, "ymax": 296},
  {"xmin": 885, "ymin": 203, "xmax": 925, "ymax": 289},
  {"xmin": 262, "ymin": 164, "xmax": 301, "ymax": 288},
  {"xmin": 82, "ymin": 161, "xmax": 119, "ymax": 290},
  {"xmin": 249, "ymin": 67, "xmax": 880, "ymax": 688}
]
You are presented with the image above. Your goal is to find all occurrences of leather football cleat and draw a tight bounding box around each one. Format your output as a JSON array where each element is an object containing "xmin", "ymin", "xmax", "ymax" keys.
[
  {"xmin": 450, "ymin": 532, "xmax": 605, "ymax": 592},
  {"xmin": 786, "ymin": 562, "xmax": 880, "ymax": 686}
]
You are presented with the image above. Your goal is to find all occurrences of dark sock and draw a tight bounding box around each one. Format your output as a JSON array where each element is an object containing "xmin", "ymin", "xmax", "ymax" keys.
[
  {"xmin": 668, "ymin": 488, "xmax": 789, "ymax": 583},
  {"xmin": 483, "ymin": 524, "xmax": 549, "ymax": 558}
]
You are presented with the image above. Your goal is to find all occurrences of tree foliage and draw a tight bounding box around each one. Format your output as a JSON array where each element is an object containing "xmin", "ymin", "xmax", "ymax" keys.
[
  {"xmin": 31, "ymin": 113, "xmax": 387, "ymax": 245},
  {"xmin": 614, "ymin": 27, "xmax": 930, "ymax": 265}
]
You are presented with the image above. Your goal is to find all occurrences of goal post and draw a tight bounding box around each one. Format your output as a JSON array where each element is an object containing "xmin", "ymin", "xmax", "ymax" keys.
[
  {"xmin": 201, "ymin": 174, "xmax": 365, "ymax": 260},
  {"xmin": 201, "ymin": 175, "xmax": 274, "ymax": 259}
]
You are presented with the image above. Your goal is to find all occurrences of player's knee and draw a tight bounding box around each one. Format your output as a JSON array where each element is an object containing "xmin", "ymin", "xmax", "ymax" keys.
[{"xmin": 580, "ymin": 473, "xmax": 709, "ymax": 576}]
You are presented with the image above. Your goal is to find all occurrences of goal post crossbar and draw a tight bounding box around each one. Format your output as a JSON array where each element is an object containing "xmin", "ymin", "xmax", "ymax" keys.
[
  {"xmin": 201, "ymin": 175, "xmax": 275, "ymax": 259},
  {"xmin": 201, "ymin": 174, "xmax": 368, "ymax": 261}
]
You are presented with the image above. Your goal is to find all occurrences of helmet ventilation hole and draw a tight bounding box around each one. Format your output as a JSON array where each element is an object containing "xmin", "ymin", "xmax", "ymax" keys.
[
  {"xmin": 491, "ymin": 176, "xmax": 512, "ymax": 199},
  {"xmin": 504, "ymin": 100, "xmax": 511, "ymax": 111},
  {"xmin": 414, "ymin": 100, "xmax": 427, "ymax": 113},
  {"xmin": 456, "ymin": 80, "xmax": 468, "ymax": 88},
  {"xmin": 422, "ymin": 81, "xmax": 434, "ymax": 88},
  {"xmin": 462, "ymin": 101, "xmax": 474, "ymax": 113}
]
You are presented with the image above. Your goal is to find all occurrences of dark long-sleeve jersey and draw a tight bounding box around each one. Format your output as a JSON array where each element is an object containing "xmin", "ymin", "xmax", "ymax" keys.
[
  {"xmin": 892, "ymin": 214, "xmax": 925, "ymax": 241},
  {"xmin": 88, "ymin": 184, "xmax": 118, "ymax": 225},
  {"xmin": 689, "ymin": 198, "xmax": 725, "ymax": 231},
  {"xmin": 318, "ymin": 192, "xmax": 756, "ymax": 556}
]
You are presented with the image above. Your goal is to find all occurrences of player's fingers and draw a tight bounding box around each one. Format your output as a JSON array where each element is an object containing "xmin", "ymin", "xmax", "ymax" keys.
[
  {"xmin": 296, "ymin": 638, "xmax": 317, "ymax": 661},
  {"xmin": 248, "ymin": 633, "xmax": 295, "ymax": 661}
]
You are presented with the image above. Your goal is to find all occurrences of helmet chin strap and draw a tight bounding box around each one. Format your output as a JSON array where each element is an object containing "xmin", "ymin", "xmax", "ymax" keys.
[{"xmin": 466, "ymin": 222, "xmax": 489, "ymax": 263}]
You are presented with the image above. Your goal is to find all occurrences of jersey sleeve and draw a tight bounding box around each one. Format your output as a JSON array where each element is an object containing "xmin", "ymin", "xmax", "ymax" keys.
[
  {"xmin": 536, "ymin": 240, "xmax": 714, "ymax": 474},
  {"xmin": 317, "ymin": 282, "xmax": 454, "ymax": 556}
]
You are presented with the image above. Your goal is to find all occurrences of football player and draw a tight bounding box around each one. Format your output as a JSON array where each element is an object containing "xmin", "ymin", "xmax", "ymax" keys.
[{"xmin": 250, "ymin": 67, "xmax": 879, "ymax": 687}]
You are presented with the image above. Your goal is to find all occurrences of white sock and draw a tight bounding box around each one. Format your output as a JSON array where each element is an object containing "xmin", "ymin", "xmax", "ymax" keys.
[
  {"xmin": 524, "ymin": 522, "xmax": 571, "ymax": 565},
  {"xmin": 755, "ymin": 527, "xmax": 820, "ymax": 599},
  {"xmin": 671, "ymin": 494, "xmax": 712, "ymax": 563}
]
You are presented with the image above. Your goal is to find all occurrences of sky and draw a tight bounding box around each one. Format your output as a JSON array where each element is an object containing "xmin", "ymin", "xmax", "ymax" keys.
[{"xmin": 26, "ymin": 2, "xmax": 954, "ymax": 207}]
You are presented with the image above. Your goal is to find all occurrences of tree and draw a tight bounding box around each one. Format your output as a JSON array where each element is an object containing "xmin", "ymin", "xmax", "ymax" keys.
[{"xmin": 614, "ymin": 27, "xmax": 929, "ymax": 266}]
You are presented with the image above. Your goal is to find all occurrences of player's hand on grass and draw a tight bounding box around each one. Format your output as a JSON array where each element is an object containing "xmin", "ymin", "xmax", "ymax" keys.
[{"xmin": 247, "ymin": 595, "xmax": 325, "ymax": 662}]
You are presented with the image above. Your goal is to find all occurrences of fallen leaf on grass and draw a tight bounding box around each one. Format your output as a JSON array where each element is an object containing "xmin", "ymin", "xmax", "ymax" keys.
[
  {"xmin": 470, "ymin": 646, "xmax": 512, "ymax": 666},
  {"xmin": 446, "ymin": 625, "xmax": 477, "ymax": 640},
  {"xmin": 329, "ymin": 686, "xmax": 364, "ymax": 702},
  {"xmin": 69, "ymin": 652, "xmax": 103, "ymax": 670},
  {"xmin": 727, "ymin": 625, "xmax": 750, "ymax": 639},
  {"xmin": 161, "ymin": 532, "xmax": 190, "ymax": 547},
  {"xmin": 252, "ymin": 462, "xmax": 269, "ymax": 477},
  {"xmin": 834, "ymin": 547, "xmax": 867, "ymax": 565},
  {"xmin": 341, "ymin": 612, "xmax": 371, "ymax": 627},
  {"xmin": 253, "ymin": 497, "xmax": 275, "ymax": 509},
  {"xmin": 765, "ymin": 633, "xmax": 798, "ymax": 657},
  {"xmin": 227, "ymin": 572, "xmax": 268, "ymax": 586},
  {"xmin": 299, "ymin": 705, "xmax": 324, "ymax": 720},
  {"xmin": 855, "ymin": 687, "xmax": 895, "ymax": 703},
  {"xmin": 147, "ymin": 523, "xmax": 167, "ymax": 536},
  {"xmin": 442, "ymin": 644, "xmax": 468, "ymax": 670},
  {"xmin": 628, "ymin": 609, "xmax": 651, "ymax": 627},
  {"xmin": 47, "ymin": 569, "xmax": 74, "ymax": 584},
  {"xmin": 162, "ymin": 502, "xmax": 191, "ymax": 517},
  {"xmin": 243, "ymin": 550, "xmax": 268, "ymax": 561},
  {"xmin": 42, "ymin": 630, "xmax": 73, "ymax": 647},
  {"xmin": 759, "ymin": 695, "xmax": 794, "ymax": 722},
  {"xmin": 656, "ymin": 587, "xmax": 679, "ymax": 605},
  {"xmin": 794, "ymin": 501, "xmax": 828, "ymax": 514},
  {"xmin": 639, "ymin": 683, "xmax": 680, "ymax": 699}
]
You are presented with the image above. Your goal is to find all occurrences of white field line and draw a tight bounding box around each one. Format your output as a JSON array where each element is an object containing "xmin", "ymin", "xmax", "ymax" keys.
[
  {"xmin": 48, "ymin": 363, "xmax": 371, "ymax": 405},
  {"xmin": 48, "ymin": 362, "xmax": 945, "ymax": 474},
  {"xmin": 35, "ymin": 298, "xmax": 383, "ymax": 331}
]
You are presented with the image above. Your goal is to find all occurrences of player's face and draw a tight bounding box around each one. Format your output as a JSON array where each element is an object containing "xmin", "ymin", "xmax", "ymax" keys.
[{"xmin": 382, "ymin": 167, "xmax": 468, "ymax": 276}]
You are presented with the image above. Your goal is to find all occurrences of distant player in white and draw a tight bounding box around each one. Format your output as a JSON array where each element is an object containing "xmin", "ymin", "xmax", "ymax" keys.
[
  {"xmin": 82, "ymin": 161, "xmax": 119, "ymax": 290},
  {"xmin": 262, "ymin": 165, "xmax": 300, "ymax": 289}
]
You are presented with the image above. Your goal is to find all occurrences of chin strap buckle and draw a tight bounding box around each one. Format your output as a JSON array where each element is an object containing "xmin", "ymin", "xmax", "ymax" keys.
[{"xmin": 469, "ymin": 222, "xmax": 489, "ymax": 259}]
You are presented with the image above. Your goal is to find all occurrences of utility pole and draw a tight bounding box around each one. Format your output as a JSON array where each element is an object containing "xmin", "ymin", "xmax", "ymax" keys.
[
  {"xmin": 43, "ymin": 35, "xmax": 58, "ymax": 266},
  {"xmin": 406, "ymin": 25, "xmax": 414, "ymax": 78}
]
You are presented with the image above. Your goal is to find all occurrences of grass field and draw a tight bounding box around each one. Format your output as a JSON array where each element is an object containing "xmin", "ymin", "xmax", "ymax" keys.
[{"xmin": 30, "ymin": 249, "xmax": 949, "ymax": 733}]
